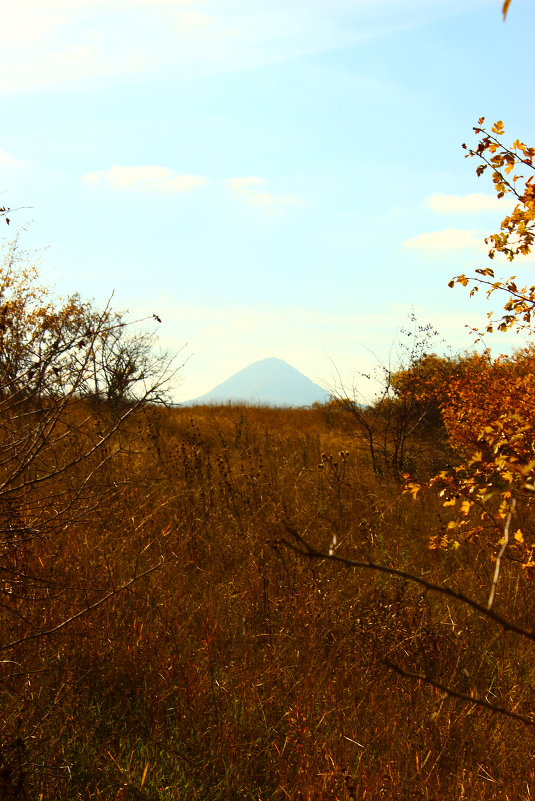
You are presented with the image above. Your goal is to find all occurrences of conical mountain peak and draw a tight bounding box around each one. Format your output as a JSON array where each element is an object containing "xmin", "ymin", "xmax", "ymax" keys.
[{"xmin": 187, "ymin": 357, "xmax": 328, "ymax": 407}]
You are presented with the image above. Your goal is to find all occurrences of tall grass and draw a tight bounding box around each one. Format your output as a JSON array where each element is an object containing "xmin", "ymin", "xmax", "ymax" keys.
[{"xmin": 1, "ymin": 402, "xmax": 534, "ymax": 800}]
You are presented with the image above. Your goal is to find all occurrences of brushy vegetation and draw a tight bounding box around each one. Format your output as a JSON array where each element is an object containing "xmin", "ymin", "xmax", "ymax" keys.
[
  {"xmin": 2, "ymin": 398, "xmax": 535, "ymax": 801},
  {"xmin": 2, "ymin": 115, "xmax": 535, "ymax": 800}
]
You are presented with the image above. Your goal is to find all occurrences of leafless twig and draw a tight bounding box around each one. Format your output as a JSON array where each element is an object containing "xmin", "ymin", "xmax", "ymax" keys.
[
  {"xmin": 488, "ymin": 498, "xmax": 515, "ymax": 610},
  {"xmin": 384, "ymin": 658, "xmax": 534, "ymax": 727},
  {"xmin": 279, "ymin": 524, "xmax": 535, "ymax": 643},
  {"xmin": 0, "ymin": 559, "xmax": 163, "ymax": 652}
]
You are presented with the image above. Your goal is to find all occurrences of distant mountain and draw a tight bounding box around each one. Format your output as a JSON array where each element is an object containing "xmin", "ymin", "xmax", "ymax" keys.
[{"xmin": 186, "ymin": 357, "xmax": 329, "ymax": 407}]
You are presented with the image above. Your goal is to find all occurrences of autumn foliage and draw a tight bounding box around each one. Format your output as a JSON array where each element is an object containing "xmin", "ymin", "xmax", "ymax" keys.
[
  {"xmin": 401, "ymin": 122, "xmax": 535, "ymax": 575},
  {"xmin": 453, "ymin": 118, "xmax": 535, "ymax": 334},
  {"xmin": 4, "ymin": 114, "xmax": 535, "ymax": 800}
]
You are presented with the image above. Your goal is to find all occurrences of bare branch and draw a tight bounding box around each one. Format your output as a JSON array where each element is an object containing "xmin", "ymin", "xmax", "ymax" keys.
[
  {"xmin": 488, "ymin": 498, "xmax": 515, "ymax": 610},
  {"xmin": 384, "ymin": 658, "xmax": 534, "ymax": 727},
  {"xmin": 0, "ymin": 559, "xmax": 164, "ymax": 652},
  {"xmin": 279, "ymin": 525, "xmax": 535, "ymax": 643}
]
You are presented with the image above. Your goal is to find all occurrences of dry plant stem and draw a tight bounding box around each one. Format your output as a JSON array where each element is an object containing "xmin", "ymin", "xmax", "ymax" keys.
[
  {"xmin": 488, "ymin": 498, "xmax": 515, "ymax": 611},
  {"xmin": 384, "ymin": 658, "xmax": 534, "ymax": 727},
  {"xmin": 0, "ymin": 559, "xmax": 163, "ymax": 652},
  {"xmin": 280, "ymin": 526, "xmax": 535, "ymax": 642},
  {"xmin": 283, "ymin": 526, "xmax": 535, "ymax": 728}
]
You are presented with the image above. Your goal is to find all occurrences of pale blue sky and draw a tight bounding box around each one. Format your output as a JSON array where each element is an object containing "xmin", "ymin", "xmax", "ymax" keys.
[{"xmin": 1, "ymin": 0, "xmax": 533, "ymax": 400}]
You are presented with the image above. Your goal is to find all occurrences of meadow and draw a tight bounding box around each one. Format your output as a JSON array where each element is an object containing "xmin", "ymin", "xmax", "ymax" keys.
[{"xmin": 2, "ymin": 398, "xmax": 535, "ymax": 801}]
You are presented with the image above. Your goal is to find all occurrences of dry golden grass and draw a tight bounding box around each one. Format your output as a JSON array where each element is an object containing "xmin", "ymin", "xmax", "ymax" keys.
[{"xmin": 1, "ymin": 402, "xmax": 535, "ymax": 800}]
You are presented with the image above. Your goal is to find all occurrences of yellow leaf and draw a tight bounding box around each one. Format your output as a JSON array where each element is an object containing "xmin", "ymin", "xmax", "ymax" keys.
[
  {"xmin": 460, "ymin": 500, "xmax": 470, "ymax": 516},
  {"xmin": 140, "ymin": 762, "xmax": 149, "ymax": 789},
  {"xmin": 514, "ymin": 529, "xmax": 524, "ymax": 544},
  {"xmin": 468, "ymin": 451, "xmax": 483, "ymax": 466},
  {"xmin": 502, "ymin": 0, "xmax": 512, "ymax": 21}
]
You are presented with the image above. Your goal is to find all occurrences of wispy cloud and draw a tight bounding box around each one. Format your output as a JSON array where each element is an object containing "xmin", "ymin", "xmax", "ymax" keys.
[
  {"xmin": 228, "ymin": 176, "xmax": 297, "ymax": 209},
  {"xmin": 0, "ymin": 150, "xmax": 27, "ymax": 169},
  {"xmin": 0, "ymin": 0, "xmax": 484, "ymax": 94},
  {"xmin": 403, "ymin": 227, "xmax": 482, "ymax": 251},
  {"xmin": 0, "ymin": 2, "xmax": 207, "ymax": 93},
  {"xmin": 83, "ymin": 165, "xmax": 207, "ymax": 193},
  {"xmin": 425, "ymin": 192, "xmax": 504, "ymax": 214}
]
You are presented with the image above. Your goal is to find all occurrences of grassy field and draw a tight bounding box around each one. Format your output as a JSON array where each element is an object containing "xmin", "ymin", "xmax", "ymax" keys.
[{"xmin": 2, "ymin": 401, "xmax": 535, "ymax": 800}]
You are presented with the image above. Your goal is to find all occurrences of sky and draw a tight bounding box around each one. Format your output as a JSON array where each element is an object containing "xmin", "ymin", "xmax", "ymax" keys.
[{"xmin": 1, "ymin": 0, "xmax": 534, "ymax": 402}]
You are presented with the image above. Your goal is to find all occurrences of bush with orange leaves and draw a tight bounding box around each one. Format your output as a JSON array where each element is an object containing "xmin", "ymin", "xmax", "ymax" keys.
[{"xmin": 404, "ymin": 122, "xmax": 535, "ymax": 575}]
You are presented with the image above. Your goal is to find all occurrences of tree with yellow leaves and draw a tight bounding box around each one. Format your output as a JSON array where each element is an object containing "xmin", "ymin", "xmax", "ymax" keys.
[{"xmin": 402, "ymin": 120, "xmax": 535, "ymax": 592}]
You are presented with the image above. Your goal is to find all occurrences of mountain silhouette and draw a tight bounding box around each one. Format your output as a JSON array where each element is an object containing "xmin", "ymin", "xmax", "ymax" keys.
[{"xmin": 187, "ymin": 357, "xmax": 329, "ymax": 407}]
